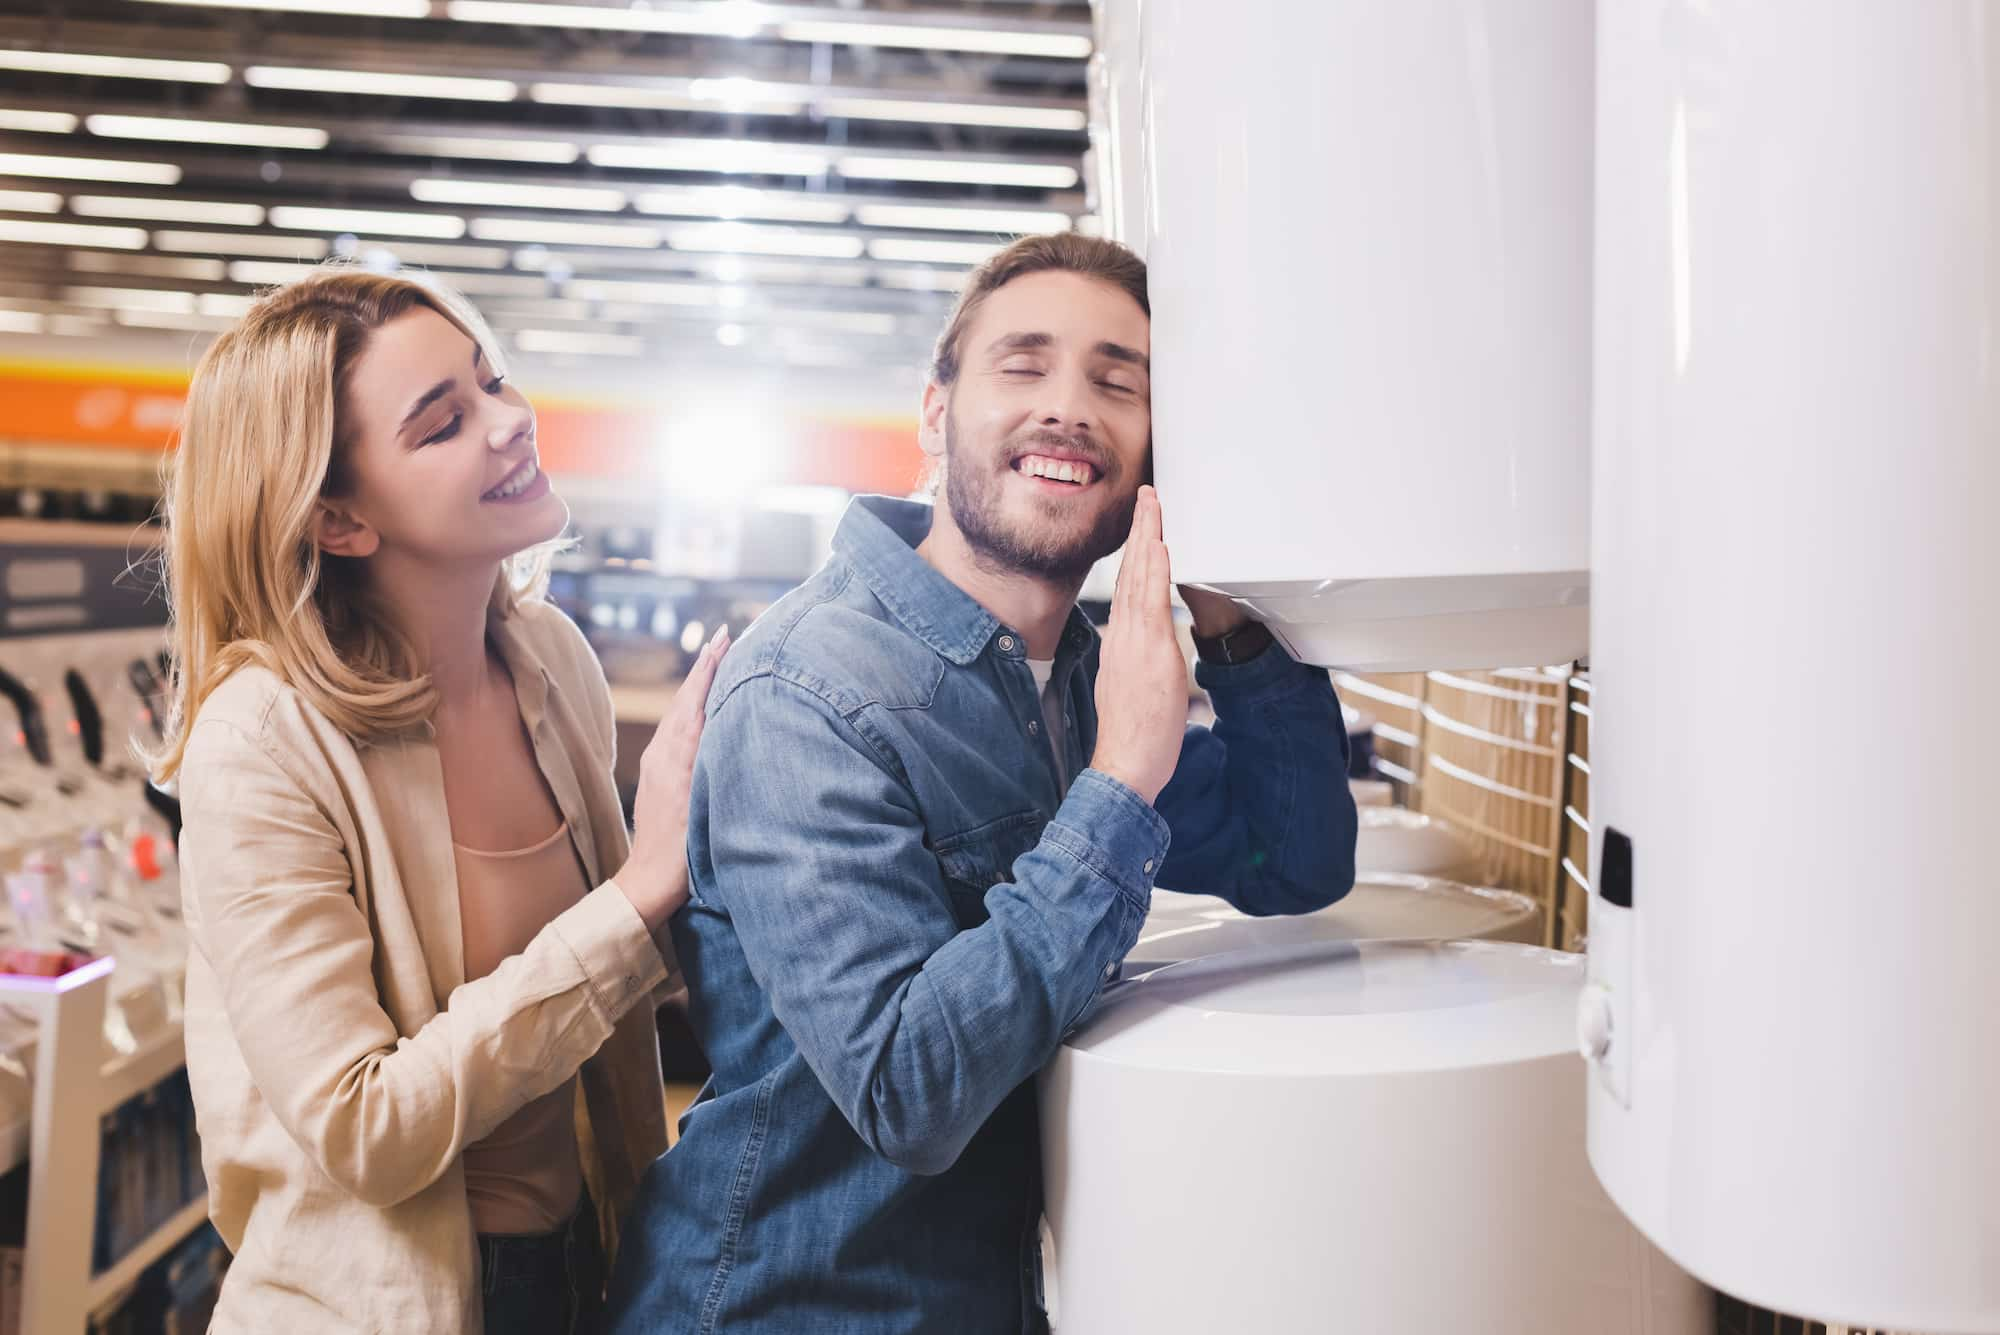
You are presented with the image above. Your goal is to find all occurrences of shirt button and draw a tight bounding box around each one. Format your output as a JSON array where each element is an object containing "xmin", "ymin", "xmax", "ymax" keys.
[
  {"xmin": 1143, "ymin": 859, "xmax": 1155, "ymax": 874},
  {"xmin": 1027, "ymin": 720, "xmax": 1039, "ymax": 734},
  {"xmin": 998, "ymin": 635, "xmax": 1017, "ymax": 653}
]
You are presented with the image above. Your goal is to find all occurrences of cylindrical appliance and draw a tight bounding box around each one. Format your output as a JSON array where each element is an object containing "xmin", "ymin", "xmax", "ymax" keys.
[
  {"xmin": 1040, "ymin": 940, "xmax": 1706, "ymax": 1334},
  {"xmin": 1086, "ymin": 0, "xmax": 1146, "ymax": 252},
  {"xmin": 1131, "ymin": 874, "xmax": 1539, "ymax": 973},
  {"xmin": 1585, "ymin": 6, "xmax": 2000, "ymax": 1329},
  {"xmin": 1143, "ymin": 0, "xmax": 1593, "ymax": 671},
  {"xmin": 1354, "ymin": 806, "xmax": 1487, "ymax": 883}
]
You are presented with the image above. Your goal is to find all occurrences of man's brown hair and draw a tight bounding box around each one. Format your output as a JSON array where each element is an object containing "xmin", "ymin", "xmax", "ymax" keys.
[{"xmin": 928, "ymin": 232, "xmax": 1149, "ymax": 387}]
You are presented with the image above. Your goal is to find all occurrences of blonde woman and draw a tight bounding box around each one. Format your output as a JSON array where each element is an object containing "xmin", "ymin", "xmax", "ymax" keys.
[{"xmin": 150, "ymin": 267, "xmax": 724, "ymax": 1334}]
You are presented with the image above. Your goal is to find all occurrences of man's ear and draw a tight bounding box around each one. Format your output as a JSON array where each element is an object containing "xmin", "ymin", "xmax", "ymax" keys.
[
  {"xmin": 314, "ymin": 498, "xmax": 380, "ymax": 559},
  {"xmin": 918, "ymin": 380, "xmax": 949, "ymax": 461}
]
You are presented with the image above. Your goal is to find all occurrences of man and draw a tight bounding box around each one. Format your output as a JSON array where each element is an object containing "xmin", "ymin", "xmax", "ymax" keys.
[{"xmin": 606, "ymin": 234, "xmax": 1357, "ymax": 1333}]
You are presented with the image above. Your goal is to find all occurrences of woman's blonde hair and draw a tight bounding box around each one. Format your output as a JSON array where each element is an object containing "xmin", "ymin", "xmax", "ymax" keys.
[{"xmin": 148, "ymin": 264, "xmax": 555, "ymax": 782}]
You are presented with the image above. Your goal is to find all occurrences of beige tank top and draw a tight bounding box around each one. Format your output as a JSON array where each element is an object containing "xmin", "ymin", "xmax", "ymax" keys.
[{"xmin": 454, "ymin": 821, "xmax": 590, "ymax": 1235}]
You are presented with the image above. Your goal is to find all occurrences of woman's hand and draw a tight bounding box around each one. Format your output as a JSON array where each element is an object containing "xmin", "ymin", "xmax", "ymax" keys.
[{"xmin": 616, "ymin": 625, "xmax": 731, "ymax": 933}]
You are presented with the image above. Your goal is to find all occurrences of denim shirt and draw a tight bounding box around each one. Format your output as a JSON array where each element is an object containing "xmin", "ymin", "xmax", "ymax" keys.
[{"xmin": 605, "ymin": 497, "xmax": 1357, "ymax": 1335}]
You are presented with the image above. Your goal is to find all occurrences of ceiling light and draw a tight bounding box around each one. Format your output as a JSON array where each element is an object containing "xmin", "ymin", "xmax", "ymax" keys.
[
  {"xmin": 155, "ymin": 230, "xmax": 331, "ymax": 259},
  {"xmin": 271, "ymin": 205, "xmax": 466, "ymax": 239},
  {"xmin": 70, "ymin": 252, "xmax": 227, "ymax": 281},
  {"xmin": 245, "ymin": 66, "xmax": 517, "ymax": 102},
  {"xmin": 818, "ymin": 97, "xmax": 1086, "ymax": 132},
  {"xmin": 447, "ymin": 0, "xmax": 764, "ymax": 38},
  {"xmin": 632, "ymin": 186, "xmax": 849, "ymax": 225},
  {"xmin": 587, "ymin": 140, "xmax": 834, "ymax": 178},
  {"xmin": 837, "ymin": 156, "xmax": 1078, "ymax": 189},
  {"xmin": 516, "ymin": 329, "xmax": 643, "ymax": 357},
  {"xmin": 774, "ymin": 308, "xmax": 901, "ymax": 335},
  {"xmin": 867, "ymin": 237, "xmax": 1004, "ymax": 265},
  {"xmin": 0, "ymin": 310, "xmax": 46, "ymax": 334},
  {"xmin": 531, "ymin": 81, "xmax": 805, "ymax": 116},
  {"xmin": 131, "ymin": 0, "xmax": 429, "ymax": 14},
  {"xmin": 665, "ymin": 223, "xmax": 864, "ymax": 260},
  {"xmin": 469, "ymin": 218, "xmax": 660, "ymax": 248},
  {"xmin": 64, "ymin": 285, "xmax": 197, "ymax": 314},
  {"xmin": 715, "ymin": 323, "xmax": 746, "ymax": 347},
  {"xmin": 0, "ymin": 218, "xmax": 147, "ymax": 249},
  {"xmin": 0, "ymin": 153, "xmax": 181, "ymax": 186},
  {"xmin": 0, "ymin": 189, "xmax": 62, "ymax": 214},
  {"xmin": 714, "ymin": 257, "xmax": 746, "ymax": 283},
  {"xmin": 347, "ymin": 240, "xmax": 509, "ymax": 269},
  {"xmin": 412, "ymin": 179, "xmax": 626, "ymax": 212},
  {"xmin": 876, "ymin": 266, "xmax": 972, "ymax": 293},
  {"xmin": 113, "ymin": 309, "xmax": 235, "ymax": 332},
  {"xmin": 198, "ymin": 293, "xmax": 257, "ymax": 317},
  {"xmin": 0, "ymin": 50, "xmax": 230, "ymax": 83},
  {"xmin": 404, "ymin": 270, "xmax": 550, "ymax": 296},
  {"xmin": 228, "ymin": 259, "xmax": 318, "ymax": 285},
  {"xmin": 565, "ymin": 279, "xmax": 712, "ymax": 307},
  {"xmin": 854, "ymin": 204, "xmax": 1071, "ymax": 234},
  {"xmin": 373, "ymin": 134, "xmax": 580, "ymax": 165},
  {"xmin": 84, "ymin": 115, "xmax": 330, "ymax": 151},
  {"xmin": 775, "ymin": 20, "xmax": 1090, "ymax": 59},
  {"xmin": 0, "ymin": 110, "xmax": 79, "ymax": 134},
  {"xmin": 70, "ymin": 195, "xmax": 265, "ymax": 226}
]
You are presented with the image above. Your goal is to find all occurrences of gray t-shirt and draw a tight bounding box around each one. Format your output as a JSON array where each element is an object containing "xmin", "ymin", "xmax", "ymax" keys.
[{"xmin": 1025, "ymin": 658, "xmax": 1072, "ymax": 785}]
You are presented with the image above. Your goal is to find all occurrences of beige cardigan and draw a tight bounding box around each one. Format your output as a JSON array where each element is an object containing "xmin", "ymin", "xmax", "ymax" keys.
[{"xmin": 177, "ymin": 599, "xmax": 675, "ymax": 1334}]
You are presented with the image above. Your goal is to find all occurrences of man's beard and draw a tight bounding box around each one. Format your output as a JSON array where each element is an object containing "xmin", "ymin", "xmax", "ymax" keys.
[{"xmin": 942, "ymin": 412, "xmax": 1137, "ymax": 584}]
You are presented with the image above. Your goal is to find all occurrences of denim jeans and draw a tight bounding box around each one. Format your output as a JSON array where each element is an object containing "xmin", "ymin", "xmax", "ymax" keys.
[{"xmin": 478, "ymin": 1196, "xmax": 605, "ymax": 1335}]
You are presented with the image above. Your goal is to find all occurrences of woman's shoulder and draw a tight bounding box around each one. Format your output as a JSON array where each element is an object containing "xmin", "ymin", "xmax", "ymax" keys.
[{"xmin": 188, "ymin": 659, "xmax": 356, "ymax": 770}]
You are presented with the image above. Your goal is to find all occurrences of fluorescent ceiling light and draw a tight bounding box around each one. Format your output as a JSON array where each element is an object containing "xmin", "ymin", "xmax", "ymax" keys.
[
  {"xmin": 516, "ymin": 329, "xmax": 643, "ymax": 357},
  {"xmin": 0, "ymin": 310, "xmax": 46, "ymax": 334},
  {"xmin": 114, "ymin": 309, "xmax": 235, "ymax": 332},
  {"xmin": 0, "ymin": 218, "xmax": 147, "ymax": 249},
  {"xmin": 70, "ymin": 252, "xmax": 227, "ymax": 281},
  {"xmin": 776, "ymin": 20, "xmax": 1090, "ymax": 59},
  {"xmin": 837, "ymin": 156, "xmax": 1078, "ymax": 189},
  {"xmin": 469, "ymin": 217, "xmax": 660, "ymax": 248},
  {"xmin": 228, "ymin": 259, "xmax": 318, "ymax": 285},
  {"xmin": 819, "ymin": 97, "xmax": 1085, "ymax": 132},
  {"xmin": 0, "ymin": 189, "xmax": 63, "ymax": 214},
  {"xmin": 245, "ymin": 65, "xmax": 517, "ymax": 102},
  {"xmin": 65, "ymin": 285, "xmax": 196, "ymax": 314},
  {"xmin": 867, "ymin": 237, "xmax": 1002, "ymax": 265},
  {"xmin": 48, "ymin": 314, "xmax": 111, "ymax": 336},
  {"xmin": 565, "ymin": 279, "xmax": 712, "ymax": 307},
  {"xmin": 448, "ymin": 1, "xmax": 764, "ymax": 38},
  {"xmin": 156, "ymin": 230, "xmax": 331, "ymax": 259},
  {"xmin": 633, "ymin": 186, "xmax": 849, "ymax": 225},
  {"xmin": 405, "ymin": 270, "xmax": 549, "ymax": 296},
  {"xmin": 876, "ymin": 266, "xmax": 971, "ymax": 293},
  {"xmin": 773, "ymin": 308, "xmax": 901, "ymax": 335},
  {"xmin": 0, "ymin": 50, "xmax": 231, "ymax": 83},
  {"xmin": 376, "ymin": 134, "xmax": 579, "ymax": 165},
  {"xmin": 412, "ymin": 179, "xmax": 626, "ymax": 212},
  {"xmin": 715, "ymin": 323, "xmax": 746, "ymax": 347},
  {"xmin": 340, "ymin": 240, "xmax": 510, "ymax": 269},
  {"xmin": 70, "ymin": 195, "xmax": 265, "ymax": 226},
  {"xmin": 854, "ymin": 204, "xmax": 1070, "ymax": 234},
  {"xmin": 131, "ymin": 0, "xmax": 430, "ymax": 14},
  {"xmin": 531, "ymin": 81, "xmax": 805, "ymax": 117},
  {"xmin": 0, "ymin": 109, "xmax": 80, "ymax": 134},
  {"xmin": 198, "ymin": 293, "xmax": 257, "ymax": 317},
  {"xmin": 665, "ymin": 223, "xmax": 864, "ymax": 260},
  {"xmin": 84, "ymin": 114, "xmax": 330, "ymax": 151},
  {"xmin": 587, "ymin": 140, "xmax": 833, "ymax": 178},
  {"xmin": 271, "ymin": 205, "xmax": 467, "ymax": 239},
  {"xmin": 0, "ymin": 153, "xmax": 181, "ymax": 186}
]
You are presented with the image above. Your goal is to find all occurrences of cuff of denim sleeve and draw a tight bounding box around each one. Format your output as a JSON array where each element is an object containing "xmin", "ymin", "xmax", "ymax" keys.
[
  {"xmin": 1193, "ymin": 636, "xmax": 1325, "ymax": 697},
  {"xmin": 555, "ymin": 881, "xmax": 675, "ymax": 1023},
  {"xmin": 1043, "ymin": 768, "xmax": 1173, "ymax": 908}
]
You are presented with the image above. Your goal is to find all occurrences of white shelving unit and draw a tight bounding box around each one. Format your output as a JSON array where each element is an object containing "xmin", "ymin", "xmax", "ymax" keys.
[{"xmin": 1, "ymin": 959, "xmax": 205, "ymax": 1335}]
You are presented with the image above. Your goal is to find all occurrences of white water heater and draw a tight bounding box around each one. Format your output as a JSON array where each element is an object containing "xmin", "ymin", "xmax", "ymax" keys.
[
  {"xmin": 1084, "ymin": 0, "xmax": 1146, "ymax": 253},
  {"xmin": 1131, "ymin": 874, "xmax": 1539, "ymax": 973},
  {"xmin": 1040, "ymin": 940, "xmax": 1706, "ymax": 1335},
  {"xmin": 1142, "ymin": 0, "xmax": 1593, "ymax": 671},
  {"xmin": 1584, "ymin": 5, "xmax": 2000, "ymax": 1330}
]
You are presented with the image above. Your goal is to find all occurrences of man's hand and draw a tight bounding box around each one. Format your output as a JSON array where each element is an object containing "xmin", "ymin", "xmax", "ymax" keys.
[
  {"xmin": 1090, "ymin": 486, "xmax": 1191, "ymax": 806},
  {"xmin": 1177, "ymin": 584, "xmax": 1251, "ymax": 640}
]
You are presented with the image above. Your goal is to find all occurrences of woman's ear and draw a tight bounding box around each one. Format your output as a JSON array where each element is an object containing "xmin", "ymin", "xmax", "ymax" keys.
[{"xmin": 314, "ymin": 499, "xmax": 380, "ymax": 559}]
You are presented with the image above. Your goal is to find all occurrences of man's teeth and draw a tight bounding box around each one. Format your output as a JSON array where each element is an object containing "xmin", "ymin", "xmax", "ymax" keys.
[
  {"xmin": 487, "ymin": 463, "xmax": 537, "ymax": 499},
  {"xmin": 1019, "ymin": 455, "xmax": 1094, "ymax": 484}
]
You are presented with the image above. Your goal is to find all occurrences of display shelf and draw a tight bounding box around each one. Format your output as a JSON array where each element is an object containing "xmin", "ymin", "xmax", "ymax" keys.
[{"xmin": 87, "ymin": 1193, "xmax": 208, "ymax": 1316}]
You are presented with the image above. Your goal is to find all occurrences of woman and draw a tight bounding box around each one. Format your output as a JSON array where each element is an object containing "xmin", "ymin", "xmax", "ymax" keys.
[{"xmin": 149, "ymin": 266, "xmax": 724, "ymax": 1333}]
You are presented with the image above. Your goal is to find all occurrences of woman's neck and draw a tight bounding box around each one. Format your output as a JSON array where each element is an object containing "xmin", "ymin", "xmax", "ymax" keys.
[{"xmin": 366, "ymin": 556, "xmax": 502, "ymax": 706}]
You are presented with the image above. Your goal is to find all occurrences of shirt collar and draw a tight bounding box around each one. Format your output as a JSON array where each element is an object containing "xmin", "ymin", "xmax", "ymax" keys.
[{"xmin": 485, "ymin": 597, "xmax": 556, "ymax": 721}]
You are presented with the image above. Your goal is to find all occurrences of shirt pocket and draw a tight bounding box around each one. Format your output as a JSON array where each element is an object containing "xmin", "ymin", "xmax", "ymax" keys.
[{"xmin": 932, "ymin": 810, "xmax": 1048, "ymax": 929}]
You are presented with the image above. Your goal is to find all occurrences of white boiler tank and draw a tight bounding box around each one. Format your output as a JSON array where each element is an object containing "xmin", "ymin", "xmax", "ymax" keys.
[
  {"xmin": 1085, "ymin": 0, "xmax": 1146, "ymax": 253},
  {"xmin": 1040, "ymin": 940, "xmax": 1706, "ymax": 1334},
  {"xmin": 1142, "ymin": 0, "xmax": 1594, "ymax": 671},
  {"xmin": 1354, "ymin": 806, "xmax": 1487, "ymax": 883},
  {"xmin": 1584, "ymin": 4, "xmax": 2000, "ymax": 1329},
  {"xmin": 1131, "ymin": 874, "xmax": 1539, "ymax": 973}
]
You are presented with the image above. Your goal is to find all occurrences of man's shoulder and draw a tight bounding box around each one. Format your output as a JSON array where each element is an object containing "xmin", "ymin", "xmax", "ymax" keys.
[{"xmin": 709, "ymin": 559, "xmax": 946, "ymax": 722}]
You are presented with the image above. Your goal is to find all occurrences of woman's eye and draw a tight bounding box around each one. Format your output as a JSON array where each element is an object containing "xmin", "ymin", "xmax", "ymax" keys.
[
  {"xmin": 422, "ymin": 413, "xmax": 462, "ymax": 445},
  {"xmin": 484, "ymin": 374, "xmax": 507, "ymax": 395}
]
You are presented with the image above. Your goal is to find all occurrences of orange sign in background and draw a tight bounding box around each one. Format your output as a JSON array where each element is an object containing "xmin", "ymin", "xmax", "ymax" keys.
[{"xmin": 0, "ymin": 360, "xmax": 926, "ymax": 497}]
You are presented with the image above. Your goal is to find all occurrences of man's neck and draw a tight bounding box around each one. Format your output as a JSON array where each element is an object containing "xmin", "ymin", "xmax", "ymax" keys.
[{"xmin": 916, "ymin": 510, "xmax": 1082, "ymax": 661}]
